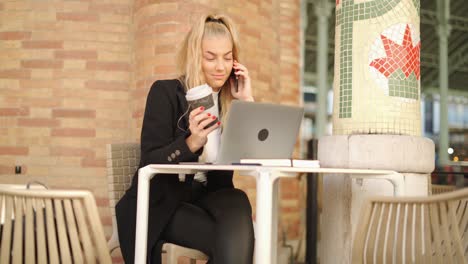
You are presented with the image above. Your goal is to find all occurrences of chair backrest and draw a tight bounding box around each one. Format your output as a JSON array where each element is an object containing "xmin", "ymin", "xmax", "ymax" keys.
[
  {"xmin": 432, "ymin": 184, "xmax": 456, "ymax": 195},
  {"xmin": 105, "ymin": 143, "xmax": 210, "ymax": 263},
  {"xmin": 0, "ymin": 186, "xmax": 112, "ymax": 264},
  {"xmin": 457, "ymin": 196, "xmax": 468, "ymax": 262},
  {"xmin": 106, "ymin": 143, "xmax": 140, "ymax": 225},
  {"xmin": 352, "ymin": 188, "xmax": 468, "ymax": 264}
]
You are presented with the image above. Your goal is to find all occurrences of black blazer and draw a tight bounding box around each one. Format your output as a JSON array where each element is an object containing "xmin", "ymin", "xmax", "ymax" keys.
[{"xmin": 115, "ymin": 79, "xmax": 234, "ymax": 264}]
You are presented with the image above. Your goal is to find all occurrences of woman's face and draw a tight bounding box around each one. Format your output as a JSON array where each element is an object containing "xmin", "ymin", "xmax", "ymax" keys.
[{"xmin": 201, "ymin": 35, "xmax": 233, "ymax": 92}]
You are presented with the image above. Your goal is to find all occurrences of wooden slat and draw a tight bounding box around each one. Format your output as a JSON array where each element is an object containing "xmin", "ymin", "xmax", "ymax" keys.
[
  {"xmin": 83, "ymin": 195, "xmax": 112, "ymax": 264},
  {"xmin": 392, "ymin": 203, "xmax": 402, "ymax": 263},
  {"xmin": 63, "ymin": 199, "xmax": 84, "ymax": 263},
  {"xmin": 34, "ymin": 198, "xmax": 48, "ymax": 264},
  {"xmin": 352, "ymin": 200, "xmax": 374, "ymax": 264},
  {"xmin": 458, "ymin": 200, "xmax": 468, "ymax": 227},
  {"xmin": 12, "ymin": 196, "xmax": 23, "ymax": 264},
  {"xmin": 457, "ymin": 200, "xmax": 468, "ymax": 258},
  {"xmin": 419, "ymin": 204, "xmax": 426, "ymax": 263},
  {"xmin": 406, "ymin": 203, "xmax": 412, "ymax": 263},
  {"xmin": 455, "ymin": 200, "xmax": 466, "ymax": 233},
  {"xmin": 364, "ymin": 203, "xmax": 379, "ymax": 264},
  {"xmin": 0, "ymin": 195, "xmax": 13, "ymax": 264},
  {"xmin": 54, "ymin": 199, "xmax": 72, "ymax": 263},
  {"xmin": 413, "ymin": 204, "xmax": 425, "ymax": 264},
  {"xmin": 411, "ymin": 203, "xmax": 417, "ymax": 263},
  {"xmin": 73, "ymin": 199, "xmax": 96, "ymax": 264},
  {"xmin": 439, "ymin": 202, "xmax": 454, "ymax": 262},
  {"xmin": 382, "ymin": 203, "xmax": 394, "ymax": 264},
  {"xmin": 401, "ymin": 203, "xmax": 409, "ymax": 264},
  {"xmin": 389, "ymin": 203, "xmax": 398, "ymax": 264},
  {"xmin": 422, "ymin": 204, "xmax": 432, "ymax": 264},
  {"xmin": 448, "ymin": 201, "xmax": 466, "ymax": 263},
  {"xmin": 411, "ymin": 204, "xmax": 420, "ymax": 264},
  {"xmin": 45, "ymin": 199, "xmax": 59, "ymax": 263},
  {"xmin": 25, "ymin": 198, "xmax": 35, "ymax": 264},
  {"xmin": 373, "ymin": 203, "xmax": 385, "ymax": 263},
  {"xmin": 413, "ymin": 204, "xmax": 424, "ymax": 263},
  {"xmin": 429, "ymin": 203, "xmax": 443, "ymax": 263}
]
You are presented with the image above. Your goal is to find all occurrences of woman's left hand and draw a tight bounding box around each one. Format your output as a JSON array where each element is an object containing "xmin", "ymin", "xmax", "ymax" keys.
[{"xmin": 230, "ymin": 60, "xmax": 254, "ymax": 102}]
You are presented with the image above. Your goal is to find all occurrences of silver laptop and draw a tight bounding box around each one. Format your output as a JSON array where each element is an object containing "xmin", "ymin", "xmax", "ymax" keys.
[{"xmin": 215, "ymin": 100, "xmax": 304, "ymax": 164}]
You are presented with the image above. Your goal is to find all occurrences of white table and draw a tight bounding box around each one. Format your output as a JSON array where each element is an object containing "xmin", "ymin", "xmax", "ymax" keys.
[{"xmin": 134, "ymin": 164, "xmax": 403, "ymax": 264}]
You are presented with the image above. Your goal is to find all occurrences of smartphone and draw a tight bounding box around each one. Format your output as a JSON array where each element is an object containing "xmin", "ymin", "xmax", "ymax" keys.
[{"xmin": 230, "ymin": 69, "xmax": 238, "ymax": 93}]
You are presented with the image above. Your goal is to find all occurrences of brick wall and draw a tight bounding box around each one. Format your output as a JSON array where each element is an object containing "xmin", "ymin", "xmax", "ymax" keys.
[
  {"xmin": 0, "ymin": 2, "xmax": 133, "ymax": 262},
  {"xmin": 1, "ymin": 0, "xmax": 302, "ymax": 262}
]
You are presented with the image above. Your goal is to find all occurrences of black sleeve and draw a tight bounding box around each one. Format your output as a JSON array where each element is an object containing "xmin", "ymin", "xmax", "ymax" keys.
[{"xmin": 140, "ymin": 80, "xmax": 200, "ymax": 166}]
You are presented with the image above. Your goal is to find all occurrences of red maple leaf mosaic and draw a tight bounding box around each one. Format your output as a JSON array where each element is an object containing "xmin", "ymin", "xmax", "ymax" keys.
[{"xmin": 370, "ymin": 25, "xmax": 420, "ymax": 80}]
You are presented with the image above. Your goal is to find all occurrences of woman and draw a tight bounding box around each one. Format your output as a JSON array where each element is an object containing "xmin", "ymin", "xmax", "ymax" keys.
[{"xmin": 115, "ymin": 14, "xmax": 255, "ymax": 264}]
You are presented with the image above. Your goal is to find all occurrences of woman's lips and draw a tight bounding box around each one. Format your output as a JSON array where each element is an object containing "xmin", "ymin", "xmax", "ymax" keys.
[{"xmin": 212, "ymin": 74, "xmax": 225, "ymax": 80}]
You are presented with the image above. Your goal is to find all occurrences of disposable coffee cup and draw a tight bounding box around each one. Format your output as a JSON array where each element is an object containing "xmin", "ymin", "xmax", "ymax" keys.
[{"xmin": 186, "ymin": 84, "xmax": 219, "ymax": 128}]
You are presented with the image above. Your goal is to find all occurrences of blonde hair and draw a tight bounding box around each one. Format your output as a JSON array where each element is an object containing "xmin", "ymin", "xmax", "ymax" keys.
[{"xmin": 177, "ymin": 13, "xmax": 240, "ymax": 121}]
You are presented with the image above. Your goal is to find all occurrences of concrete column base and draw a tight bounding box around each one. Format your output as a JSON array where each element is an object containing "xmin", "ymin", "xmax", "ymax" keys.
[{"xmin": 317, "ymin": 135, "xmax": 435, "ymax": 264}]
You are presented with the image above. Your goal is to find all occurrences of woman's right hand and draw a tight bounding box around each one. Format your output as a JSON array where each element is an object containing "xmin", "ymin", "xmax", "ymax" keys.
[{"xmin": 185, "ymin": 106, "xmax": 220, "ymax": 153}]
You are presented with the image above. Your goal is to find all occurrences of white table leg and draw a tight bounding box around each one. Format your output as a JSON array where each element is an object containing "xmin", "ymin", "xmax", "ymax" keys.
[
  {"xmin": 134, "ymin": 167, "xmax": 152, "ymax": 264},
  {"xmin": 254, "ymin": 170, "xmax": 274, "ymax": 264},
  {"xmin": 271, "ymin": 176, "xmax": 280, "ymax": 264}
]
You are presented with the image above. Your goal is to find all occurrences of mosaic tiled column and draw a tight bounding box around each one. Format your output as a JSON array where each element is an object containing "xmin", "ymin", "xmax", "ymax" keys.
[
  {"xmin": 333, "ymin": 0, "xmax": 421, "ymax": 135},
  {"xmin": 317, "ymin": 1, "xmax": 435, "ymax": 262}
]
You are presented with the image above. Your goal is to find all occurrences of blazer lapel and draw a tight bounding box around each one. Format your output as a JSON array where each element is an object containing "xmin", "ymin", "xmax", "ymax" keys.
[{"xmin": 175, "ymin": 81, "xmax": 189, "ymax": 132}]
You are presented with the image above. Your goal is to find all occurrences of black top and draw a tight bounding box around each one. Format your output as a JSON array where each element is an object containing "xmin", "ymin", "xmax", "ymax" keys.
[{"xmin": 115, "ymin": 79, "xmax": 233, "ymax": 264}]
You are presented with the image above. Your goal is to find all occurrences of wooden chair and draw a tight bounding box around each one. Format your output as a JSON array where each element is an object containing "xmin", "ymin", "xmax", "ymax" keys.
[
  {"xmin": 432, "ymin": 184, "xmax": 457, "ymax": 195},
  {"xmin": 0, "ymin": 185, "xmax": 112, "ymax": 264},
  {"xmin": 106, "ymin": 142, "xmax": 209, "ymax": 263},
  {"xmin": 352, "ymin": 188, "xmax": 468, "ymax": 264}
]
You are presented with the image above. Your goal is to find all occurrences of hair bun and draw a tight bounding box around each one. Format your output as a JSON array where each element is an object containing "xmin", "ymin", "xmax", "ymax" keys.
[{"xmin": 206, "ymin": 17, "xmax": 223, "ymax": 24}]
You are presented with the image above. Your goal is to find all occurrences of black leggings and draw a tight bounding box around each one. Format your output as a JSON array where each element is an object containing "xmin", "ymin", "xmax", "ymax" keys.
[{"xmin": 161, "ymin": 182, "xmax": 255, "ymax": 264}]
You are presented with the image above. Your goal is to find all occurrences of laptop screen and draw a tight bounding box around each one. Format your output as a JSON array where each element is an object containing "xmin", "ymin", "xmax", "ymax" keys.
[{"xmin": 216, "ymin": 101, "xmax": 304, "ymax": 164}]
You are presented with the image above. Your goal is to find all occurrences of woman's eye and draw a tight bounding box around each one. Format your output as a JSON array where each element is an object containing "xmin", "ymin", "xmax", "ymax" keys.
[
  {"xmin": 205, "ymin": 57, "xmax": 215, "ymax": 61},
  {"xmin": 224, "ymin": 57, "xmax": 233, "ymax": 61}
]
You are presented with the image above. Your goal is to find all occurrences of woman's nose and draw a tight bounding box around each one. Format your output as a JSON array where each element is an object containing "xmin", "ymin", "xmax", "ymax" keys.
[{"xmin": 215, "ymin": 60, "xmax": 224, "ymax": 71}]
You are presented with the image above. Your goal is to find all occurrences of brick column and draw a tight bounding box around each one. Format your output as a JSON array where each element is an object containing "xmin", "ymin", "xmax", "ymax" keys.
[{"xmin": 131, "ymin": 0, "xmax": 303, "ymax": 244}]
